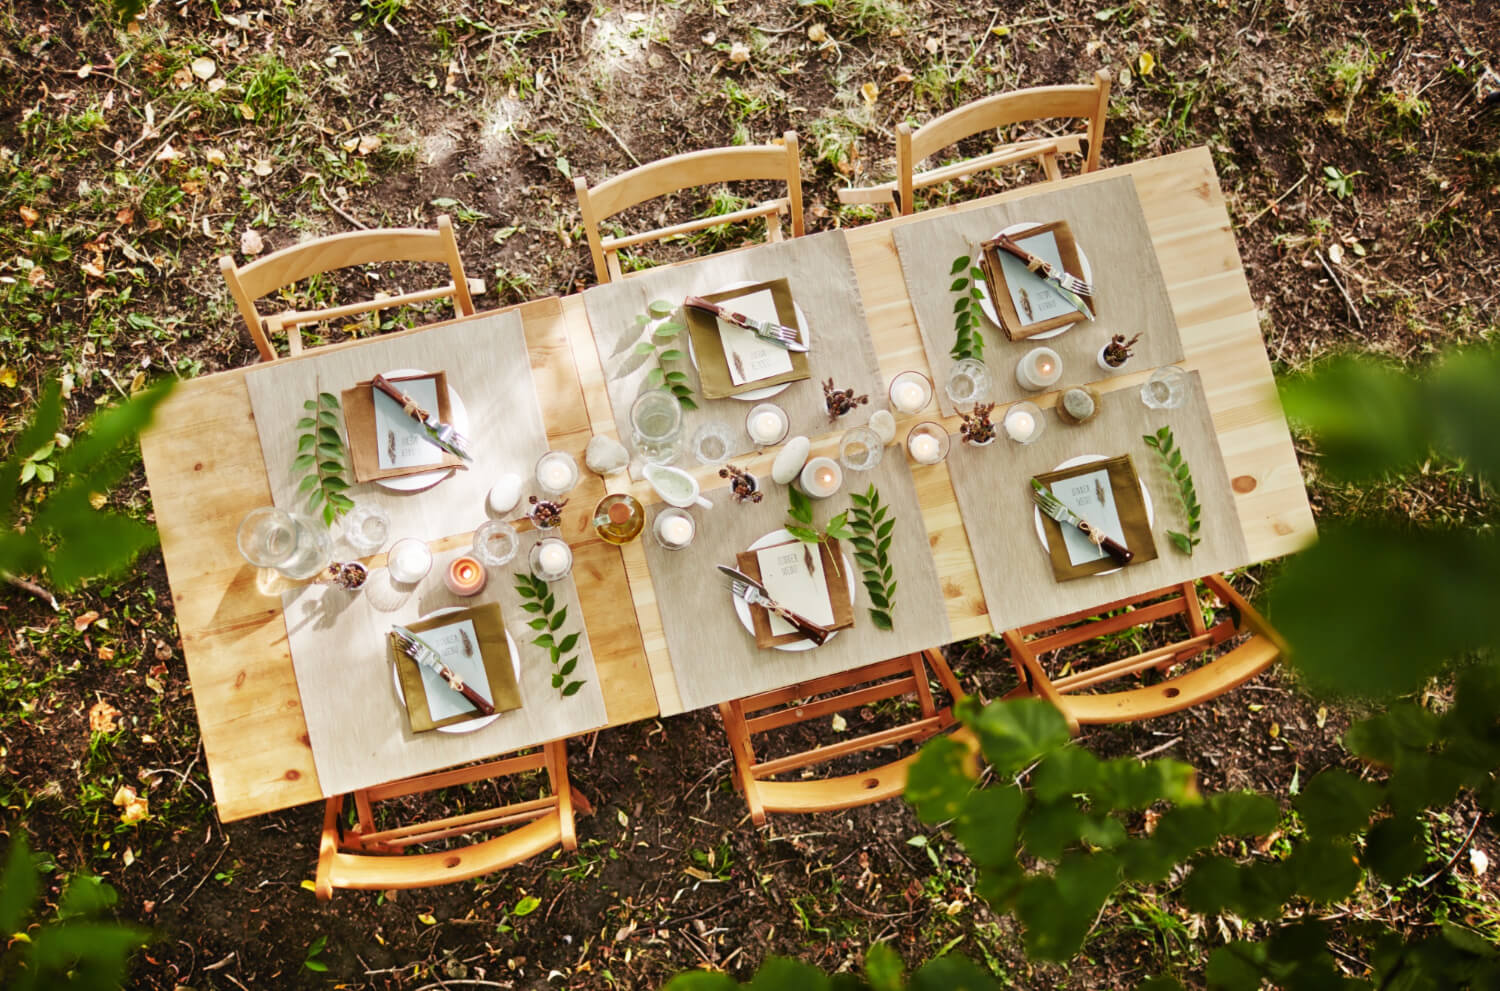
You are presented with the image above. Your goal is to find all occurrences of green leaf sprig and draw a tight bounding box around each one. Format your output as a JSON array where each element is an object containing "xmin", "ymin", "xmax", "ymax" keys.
[
  {"xmin": 514, "ymin": 570, "xmax": 586, "ymax": 698},
  {"xmin": 786, "ymin": 485, "xmax": 853, "ymax": 578},
  {"xmin": 1143, "ymin": 425, "xmax": 1202, "ymax": 555},
  {"xmin": 948, "ymin": 253, "xmax": 987, "ymax": 363},
  {"xmin": 637, "ymin": 300, "xmax": 697, "ymax": 409},
  {"xmin": 293, "ymin": 392, "xmax": 353, "ymax": 526},
  {"xmin": 848, "ymin": 484, "xmax": 897, "ymax": 630}
]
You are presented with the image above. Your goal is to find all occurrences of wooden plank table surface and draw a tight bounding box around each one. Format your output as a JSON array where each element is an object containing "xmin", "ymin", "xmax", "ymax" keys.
[{"xmin": 141, "ymin": 145, "xmax": 1314, "ymax": 821}]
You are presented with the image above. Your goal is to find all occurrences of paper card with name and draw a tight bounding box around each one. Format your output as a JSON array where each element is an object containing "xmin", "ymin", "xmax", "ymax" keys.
[
  {"xmin": 412, "ymin": 618, "xmax": 493, "ymax": 721},
  {"xmin": 1048, "ymin": 468, "xmax": 1126, "ymax": 566},
  {"xmin": 754, "ymin": 539, "xmax": 835, "ymax": 636},
  {"xmin": 374, "ymin": 376, "xmax": 445, "ymax": 470},
  {"xmin": 997, "ymin": 229, "xmax": 1076, "ymax": 326},
  {"xmin": 718, "ymin": 289, "xmax": 795, "ymax": 386}
]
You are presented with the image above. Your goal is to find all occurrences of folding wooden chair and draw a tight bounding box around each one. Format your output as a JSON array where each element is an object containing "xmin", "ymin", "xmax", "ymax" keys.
[
  {"xmin": 219, "ymin": 214, "xmax": 483, "ymax": 363},
  {"xmin": 314, "ymin": 739, "xmax": 586, "ymax": 900},
  {"xmin": 718, "ymin": 648, "xmax": 970, "ymax": 825},
  {"xmin": 1000, "ymin": 574, "xmax": 1285, "ymax": 736},
  {"xmin": 839, "ymin": 70, "xmax": 1111, "ymax": 216},
  {"xmin": 573, "ymin": 131, "xmax": 804, "ymax": 285}
]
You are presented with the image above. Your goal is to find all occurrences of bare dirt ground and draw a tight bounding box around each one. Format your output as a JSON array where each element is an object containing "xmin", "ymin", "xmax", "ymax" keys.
[{"xmin": 1, "ymin": 0, "xmax": 1497, "ymax": 987}]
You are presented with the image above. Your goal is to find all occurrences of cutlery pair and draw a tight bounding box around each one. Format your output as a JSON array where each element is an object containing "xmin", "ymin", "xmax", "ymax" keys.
[
  {"xmin": 1030, "ymin": 479, "xmax": 1133, "ymax": 566},
  {"xmin": 371, "ymin": 374, "xmax": 472, "ymax": 460},
  {"xmin": 718, "ymin": 565, "xmax": 833, "ymax": 646},
  {"xmin": 390, "ymin": 626, "xmax": 496, "ymax": 715},
  {"xmin": 991, "ymin": 233, "xmax": 1096, "ymax": 320},
  {"xmin": 684, "ymin": 296, "xmax": 809, "ymax": 352}
]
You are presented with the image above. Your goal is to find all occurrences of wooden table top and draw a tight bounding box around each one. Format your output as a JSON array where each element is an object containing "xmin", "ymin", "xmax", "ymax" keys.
[{"xmin": 140, "ymin": 145, "xmax": 1314, "ymax": 821}]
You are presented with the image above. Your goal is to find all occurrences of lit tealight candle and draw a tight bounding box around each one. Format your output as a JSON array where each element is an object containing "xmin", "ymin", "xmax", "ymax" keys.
[
  {"xmin": 1003, "ymin": 401, "xmax": 1044, "ymax": 445},
  {"xmin": 536, "ymin": 452, "xmax": 578, "ymax": 496},
  {"xmin": 533, "ymin": 538, "xmax": 573, "ymax": 580},
  {"xmin": 1016, "ymin": 347, "xmax": 1063, "ymax": 391},
  {"xmin": 800, "ymin": 456, "xmax": 843, "ymax": 499},
  {"xmin": 751, "ymin": 411, "xmax": 783, "ymax": 443},
  {"xmin": 660, "ymin": 515, "xmax": 694, "ymax": 547},
  {"xmin": 445, "ymin": 555, "xmax": 487, "ymax": 596},
  {"xmin": 909, "ymin": 433, "xmax": 941, "ymax": 464},
  {"xmin": 888, "ymin": 370, "xmax": 933, "ymax": 415}
]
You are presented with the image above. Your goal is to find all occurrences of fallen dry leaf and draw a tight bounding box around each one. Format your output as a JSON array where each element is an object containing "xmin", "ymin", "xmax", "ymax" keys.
[
  {"xmin": 97, "ymin": 646, "xmax": 115, "ymax": 661},
  {"xmin": 1471, "ymin": 847, "xmax": 1489, "ymax": 876},
  {"xmin": 89, "ymin": 700, "xmax": 121, "ymax": 733},
  {"xmin": 240, "ymin": 228, "xmax": 264, "ymax": 255},
  {"xmin": 191, "ymin": 56, "xmax": 216, "ymax": 81},
  {"xmin": 204, "ymin": 148, "xmax": 226, "ymax": 166},
  {"xmin": 808, "ymin": 23, "xmax": 827, "ymax": 43},
  {"xmin": 207, "ymin": 77, "xmax": 226, "ymax": 93},
  {"xmin": 1138, "ymin": 51, "xmax": 1157, "ymax": 77},
  {"xmin": 116, "ymin": 206, "xmax": 135, "ymax": 225},
  {"xmin": 252, "ymin": 159, "xmax": 272, "ymax": 177},
  {"xmin": 0, "ymin": 366, "xmax": 15, "ymax": 388},
  {"xmin": 19, "ymin": 205, "xmax": 39, "ymax": 228},
  {"xmin": 113, "ymin": 785, "xmax": 150, "ymax": 825},
  {"xmin": 74, "ymin": 610, "xmax": 101, "ymax": 631},
  {"xmin": 356, "ymin": 134, "xmax": 382, "ymax": 156},
  {"xmin": 728, "ymin": 41, "xmax": 750, "ymax": 63},
  {"xmin": 860, "ymin": 81, "xmax": 879, "ymax": 105}
]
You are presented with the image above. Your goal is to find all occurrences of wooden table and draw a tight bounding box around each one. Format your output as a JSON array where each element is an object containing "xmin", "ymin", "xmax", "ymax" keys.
[{"xmin": 141, "ymin": 146, "xmax": 1313, "ymax": 821}]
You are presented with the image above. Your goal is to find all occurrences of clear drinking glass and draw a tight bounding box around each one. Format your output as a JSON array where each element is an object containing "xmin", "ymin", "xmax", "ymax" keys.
[
  {"xmin": 944, "ymin": 358, "xmax": 992, "ymax": 407},
  {"xmin": 341, "ymin": 504, "xmax": 391, "ymax": 556},
  {"xmin": 1141, "ymin": 365, "xmax": 1189, "ymax": 410},
  {"xmin": 472, "ymin": 519, "xmax": 519, "ymax": 567},
  {"xmin": 630, "ymin": 389, "xmax": 684, "ymax": 466},
  {"xmin": 236, "ymin": 507, "xmax": 332, "ymax": 580},
  {"xmin": 691, "ymin": 420, "xmax": 736, "ymax": 466},
  {"xmin": 839, "ymin": 425, "xmax": 884, "ymax": 472}
]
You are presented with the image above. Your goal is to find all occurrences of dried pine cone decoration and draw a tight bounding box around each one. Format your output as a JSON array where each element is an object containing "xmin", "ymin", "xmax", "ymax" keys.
[
  {"xmin": 322, "ymin": 562, "xmax": 368, "ymax": 589},
  {"xmin": 959, "ymin": 402, "xmax": 996, "ymax": 445},
  {"xmin": 719, "ymin": 463, "xmax": 763, "ymax": 504},
  {"xmin": 823, "ymin": 378, "xmax": 868, "ymax": 420},
  {"xmin": 527, "ymin": 495, "xmax": 567, "ymax": 529}
]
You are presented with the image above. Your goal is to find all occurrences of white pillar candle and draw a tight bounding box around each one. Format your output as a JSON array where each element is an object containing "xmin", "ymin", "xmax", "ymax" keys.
[
  {"xmin": 660, "ymin": 515, "xmax": 694, "ymax": 546},
  {"xmin": 536, "ymin": 452, "xmax": 578, "ymax": 495},
  {"xmin": 1016, "ymin": 347, "xmax": 1063, "ymax": 391},
  {"xmin": 800, "ymin": 457, "xmax": 842, "ymax": 499},
  {"xmin": 888, "ymin": 370, "xmax": 933, "ymax": 414},
  {"xmin": 388, "ymin": 539, "xmax": 432, "ymax": 583},
  {"xmin": 909, "ymin": 433, "xmax": 941, "ymax": 464},
  {"xmin": 1002, "ymin": 401, "xmax": 1044, "ymax": 445},
  {"xmin": 535, "ymin": 539, "xmax": 572, "ymax": 578},
  {"xmin": 750, "ymin": 411, "xmax": 784, "ymax": 444}
]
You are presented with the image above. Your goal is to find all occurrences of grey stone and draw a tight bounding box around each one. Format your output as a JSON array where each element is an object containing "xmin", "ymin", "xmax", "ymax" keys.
[{"xmin": 585, "ymin": 434, "xmax": 630, "ymax": 476}]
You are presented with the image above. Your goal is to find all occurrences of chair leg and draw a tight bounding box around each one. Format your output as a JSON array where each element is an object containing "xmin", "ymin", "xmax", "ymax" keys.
[
  {"xmin": 719, "ymin": 701, "xmax": 767, "ymax": 825},
  {"xmin": 314, "ymin": 796, "xmax": 342, "ymax": 902}
]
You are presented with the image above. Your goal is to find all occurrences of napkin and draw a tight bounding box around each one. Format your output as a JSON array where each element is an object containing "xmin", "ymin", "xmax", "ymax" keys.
[
  {"xmin": 737, "ymin": 537, "xmax": 855, "ymax": 648},
  {"xmin": 391, "ymin": 602, "xmax": 522, "ymax": 732},
  {"xmin": 1034, "ymin": 454, "xmax": 1157, "ymax": 582},
  {"xmin": 342, "ymin": 371, "xmax": 465, "ymax": 483},
  {"xmin": 684, "ymin": 279, "xmax": 811, "ymax": 399},
  {"xmin": 978, "ymin": 220, "xmax": 1089, "ymax": 341}
]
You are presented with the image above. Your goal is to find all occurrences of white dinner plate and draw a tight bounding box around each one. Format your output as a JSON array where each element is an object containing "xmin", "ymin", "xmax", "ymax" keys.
[
  {"xmin": 686, "ymin": 282, "xmax": 811, "ymax": 402},
  {"xmin": 391, "ymin": 607, "xmax": 520, "ymax": 735},
  {"xmin": 731, "ymin": 528, "xmax": 857, "ymax": 652},
  {"xmin": 1032, "ymin": 455, "xmax": 1154, "ymax": 578},
  {"xmin": 975, "ymin": 222, "xmax": 1095, "ymax": 341},
  {"xmin": 372, "ymin": 367, "xmax": 469, "ymax": 493}
]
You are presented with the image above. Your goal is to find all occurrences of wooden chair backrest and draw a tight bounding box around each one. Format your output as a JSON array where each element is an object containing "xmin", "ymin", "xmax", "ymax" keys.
[
  {"xmin": 314, "ymin": 739, "xmax": 581, "ymax": 900},
  {"xmin": 719, "ymin": 649, "xmax": 968, "ymax": 824},
  {"xmin": 573, "ymin": 131, "xmax": 804, "ymax": 284},
  {"xmin": 219, "ymin": 215, "xmax": 476, "ymax": 363},
  {"xmin": 895, "ymin": 70, "xmax": 1111, "ymax": 215},
  {"xmin": 1002, "ymin": 574, "xmax": 1286, "ymax": 734}
]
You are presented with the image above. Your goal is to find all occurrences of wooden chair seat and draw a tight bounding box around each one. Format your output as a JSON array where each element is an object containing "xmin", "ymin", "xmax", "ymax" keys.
[
  {"xmin": 314, "ymin": 740, "xmax": 583, "ymax": 900},
  {"xmin": 1001, "ymin": 574, "xmax": 1285, "ymax": 735},
  {"xmin": 718, "ymin": 649, "xmax": 969, "ymax": 824},
  {"xmin": 839, "ymin": 71, "xmax": 1110, "ymax": 216}
]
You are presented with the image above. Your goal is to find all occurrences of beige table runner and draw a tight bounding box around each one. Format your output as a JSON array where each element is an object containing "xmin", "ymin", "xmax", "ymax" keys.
[
  {"xmin": 244, "ymin": 311, "xmax": 549, "ymax": 550},
  {"xmin": 582, "ymin": 230, "xmax": 886, "ymax": 480},
  {"xmin": 282, "ymin": 541, "xmax": 609, "ymax": 796},
  {"xmin": 946, "ymin": 371, "xmax": 1248, "ymax": 633},
  {"xmin": 893, "ymin": 175, "xmax": 1185, "ymax": 415},
  {"xmin": 640, "ymin": 453, "xmax": 950, "ymax": 712}
]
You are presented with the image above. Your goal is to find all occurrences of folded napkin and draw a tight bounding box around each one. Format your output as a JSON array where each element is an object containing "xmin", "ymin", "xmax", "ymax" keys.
[
  {"xmin": 683, "ymin": 279, "xmax": 811, "ymax": 399},
  {"xmin": 342, "ymin": 371, "xmax": 464, "ymax": 483},
  {"xmin": 978, "ymin": 220, "xmax": 1089, "ymax": 341},
  {"xmin": 391, "ymin": 602, "xmax": 522, "ymax": 732},
  {"xmin": 1034, "ymin": 454, "xmax": 1157, "ymax": 582},
  {"xmin": 737, "ymin": 537, "xmax": 854, "ymax": 648}
]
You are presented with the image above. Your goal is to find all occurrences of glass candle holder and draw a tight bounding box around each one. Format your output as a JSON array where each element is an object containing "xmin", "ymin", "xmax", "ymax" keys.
[
  {"xmin": 838, "ymin": 425, "xmax": 884, "ymax": 472},
  {"xmin": 236, "ymin": 507, "xmax": 332, "ymax": 580},
  {"xmin": 472, "ymin": 519, "xmax": 519, "ymax": 567},
  {"xmin": 745, "ymin": 403, "xmax": 789, "ymax": 446},
  {"xmin": 799, "ymin": 456, "xmax": 843, "ymax": 499},
  {"xmin": 691, "ymin": 420, "xmax": 736, "ymax": 466},
  {"xmin": 1015, "ymin": 347, "xmax": 1063, "ymax": 391},
  {"xmin": 535, "ymin": 451, "xmax": 580, "ymax": 498},
  {"xmin": 906, "ymin": 422, "xmax": 952, "ymax": 465},
  {"xmin": 530, "ymin": 537, "xmax": 574, "ymax": 582},
  {"xmin": 1141, "ymin": 365, "xmax": 1189, "ymax": 410},
  {"xmin": 653, "ymin": 507, "xmax": 697, "ymax": 551},
  {"xmin": 888, "ymin": 370, "xmax": 933, "ymax": 415},
  {"xmin": 340, "ymin": 503, "xmax": 391, "ymax": 556},
  {"xmin": 1002, "ymin": 400, "xmax": 1045, "ymax": 445},
  {"xmin": 445, "ymin": 555, "xmax": 488, "ymax": 596},
  {"xmin": 944, "ymin": 358, "xmax": 992, "ymax": 407},
  {"xmin": 386, "ymin": 537, "xmax": 433, "ymax": 585}
]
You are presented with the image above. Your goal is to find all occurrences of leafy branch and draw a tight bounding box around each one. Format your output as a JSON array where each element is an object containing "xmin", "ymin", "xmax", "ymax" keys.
[
  {"xmin": 514, "ymin": 571, "xmax": 586, "ymax": 698},
  {"xmin": 786, "ymin": 486, "xmax": 853, "ymax": 579},
  {"xmin": 636, "ymin": 300, "xmax": 697, "ymax": 409},
  {"xmin": 848, "ymin": 484, "xmax": 896, "ymax": 630},
  {"xmin": 293, "ymin": 392, "xmax": 354, "ymax": 527},
  {"xmin": 948, "ymin": 253, "xmax": 987, "ymax": 362},
  {"xmin": 1142, "ymin": 426, "xmax": 1201, "ymax": 555}
]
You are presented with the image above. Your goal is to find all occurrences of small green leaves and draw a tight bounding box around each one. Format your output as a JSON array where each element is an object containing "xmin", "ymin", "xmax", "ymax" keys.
[
  {"xmin": 294, "ymin": 392, "xmax": 353, "ymax": 526},
  {"xmin": 1142, "ymin": 425, "xmax": 1201, "ymax": 555},
  {"xmin": 847, "ymin": 484, "xmax": 896, "ymax": 630},
  {"xmin": 642, "ymin": 300, "xmax": 697, "ymax": 410},
  {"xmin": 948, "ymin": 253, "xmax": 987, "ymax": 362},
  {"xmin": 514, "ymin": 571, "xmax": 586, "ymax": 699}
]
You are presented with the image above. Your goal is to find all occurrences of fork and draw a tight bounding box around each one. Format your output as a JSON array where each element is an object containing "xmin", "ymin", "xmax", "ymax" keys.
[
  {"xmin": 994, "ymin": 234, "xmax": 1095, "ymax": 297},
  {"xmin": 390, "ymin": 629, "xmax": 496, "ymax": 715},
  {"xmin": 726, "ymin": 579, "xmax": 833, "ymax": 645},
  {"xmin": 683, "ymin": 296, "xmax": 808, "ymax": 352},
  {"xmin": 1030, "ymin": 481, "xmax": 1133, "ymax": 566}
]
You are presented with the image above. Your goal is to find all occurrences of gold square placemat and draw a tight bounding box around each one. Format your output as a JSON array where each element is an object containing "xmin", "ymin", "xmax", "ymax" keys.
[
  {"xmin": 1033, "ymin": 454, "xmax": 1158, "ymax": 582},
  {"xmin": 684, "ymin": 279, "xmax": 811, "ymax": 399},
  {"xmin": 391, "ymin": 602, "xmax": 523, "ymax": 732},
  {"xmin": 737, "ymin": 537, "xmax": 855, "ymax": 647},
  {"xmin": 342, "ymin": 371, "xmax": 464, "ymax": 483}
]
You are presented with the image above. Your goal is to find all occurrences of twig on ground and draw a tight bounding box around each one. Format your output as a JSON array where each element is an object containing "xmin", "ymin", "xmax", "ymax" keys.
[
  {"xmin": 319, "ymin": 185, "xmax": 369, "ymax": 230},
  {"xmin": 3, "ymin": 573, "xmax": 58, "ymax": 610},
  {"xmin": 1135, "ymin": 736, "xmax": 1183, "ymax": 760},
  {"xmin": 1317, "ymin": 248, "xmax": 1367, "ymax": 333},
  {"xmin": 1415, "ymin": 813, "xmax": 1484, "ymax": 888},
  {"xmin": 585, "ymin": 107, "xmax": 640, "ymax": 166},
  {"xmin": 1243, "ymin": 173, "xmax": 1307, "ymax": 227}
]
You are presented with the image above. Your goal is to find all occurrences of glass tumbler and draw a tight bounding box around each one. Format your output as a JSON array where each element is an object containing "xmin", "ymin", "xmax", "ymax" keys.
[
  {"xmin": 839, "ymin": 425, "xmax": 884, "ymax": 472},
  {"xmin": 691, "ymin": 420, "xmax": 736, "ymax": 466},
  {"xmin": 629, "ymin": 389, "xmax": 684, "ymax": 466},
  {"xmin": 944, "ymin": 358, "xmax": 992, "ymax": 407},
  {"xmin": 1141, "ymin": 365, "xmax": 1189, "ymax": 410},
  {"xmin": 237, "ymin": 507, "xmax": 332, "ymax": 580},
  {"xmin": 341, "ymin": 503, "xmax": 391, "ymax": 556},
  {"xmin": 472, "ymin": 519, "xmax": 519, "ymax": 567}
]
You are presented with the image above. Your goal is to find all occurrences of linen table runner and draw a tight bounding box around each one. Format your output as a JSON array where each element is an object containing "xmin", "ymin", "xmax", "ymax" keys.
[
  {"xmin": 244, "ymin": 309, "xmax": 548, "ymax": 542},
  {"xmin": 282, "ymin": 541, "xmax": 608, "ymax": 796},
  {"xmin": 893, "ymin": 175, "xmax": 1184, "ymax": 415},
  {"xmin": 582, "ymin": 230, "xmax": 886, "ymax": 479},
  {"xmin": 639, "ymin": 454, "xmax": 949, "ymax": 712},
  {"xmin": 945, "ymin": 370, "xmax": 1248, "ymax": 633}
]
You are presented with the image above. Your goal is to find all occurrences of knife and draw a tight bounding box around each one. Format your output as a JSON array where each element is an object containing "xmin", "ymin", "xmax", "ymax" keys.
[
  {"xmin": 390, "ymin": 625, "xmax": 496, "ymax": 716},
  {"xmin": 1031, "ymin": 479, "xmax": 1133, "ymax": 566},
  {"xmin": 991, "ymin": 234, "xmax": 1096, "ymax": 321},
  {"xmin": 717, "ymin": 564, "xmax": 834, "ymax": 646},
  {"xmin": 684, "ymin": 296, "xmax": 809, "ymax": 352},
  {"xmin": 371, "ymin": 374, "xmax": 472, "ymax": 461}
]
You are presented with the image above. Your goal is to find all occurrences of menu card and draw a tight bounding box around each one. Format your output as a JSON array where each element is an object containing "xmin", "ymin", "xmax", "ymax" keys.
[
  {"xmin": 374, "ymin": 375, "xmax": 445, "ymax": 470},
  {"xmin": 1045, "ymin": 467, "xmax": 1125, "ymax": 566},
  {"xmin": 755, "ymin": 539, "xmax": 836, "ymax": 635},
  {"xmin": 718, "ymin": 289, "xmax": 795, "ymax": 386}
]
